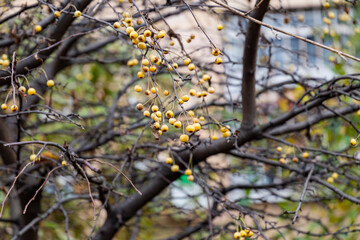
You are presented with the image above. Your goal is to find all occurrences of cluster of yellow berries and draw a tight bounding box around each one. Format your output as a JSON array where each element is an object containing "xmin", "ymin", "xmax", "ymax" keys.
[
  {"xmin": 233, "ymin": 229, "xmax": 254, "ymax": 239},
  {"xmin": 326, "ymin": 172, "xmax": 338, "ymax": 184},
  {"xmin": 165, "ymin": 157, "xmax": 194, "ymax": 181},
  {"xmin": 0, "ymin": 54, "xmax": 10, "ymax": 69},
  {"xmin": 275, "ymin": 146, "xmax": 307, "ymax": 164}
]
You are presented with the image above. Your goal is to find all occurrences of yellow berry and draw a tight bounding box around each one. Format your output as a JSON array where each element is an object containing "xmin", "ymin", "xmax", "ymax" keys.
[
  {"xmin": 166, "ymin": 110, "xmax": 174, "ymax": 118},
  {"xmin": 169, "ymin": 118, "xmax": 176, "ymax": 125},
  {"xmin": 141, "ymin": 59, "xmax": 149, "ymax": 66},
  {"xmin": 113, "ymin": 21, "xmax": 121, "ymax": 29},
  {"xmin": 155, "ymin": 111, "xmax": 162, "ymax": 118},
  {"xmin": 187, "ymin": 175, "xmax": 194, "ymax": 181},
  {"xmin": 323, "ymin": 2, "xmax": 330, "ymax": 8},
  {"xmin": 193, "ymin": 123, "xmax": 201, "ymax": 131},
  {"xmin": 152, "ymin": 105, "xmax": 159, "ymax": 112},
  {"xmin": 276, "ymin": 146, "xmax": 282, "ymax": 152},
  {"xmin": 332, "ymin": 172, "xmax": 339, "ymax": 179},
  {"xmin": 47, "ymin": 80, "xmax": 55, "ymax": 88},
  {"xmin": 208, "ymin": 87, "xmax": 215, "ymax": 94},
  {"xmin": 170, "ymin": 41, "xmax": 175, "ymax": 46},
  {"xmin": 199, "ymin": 116, "xmax": 205, "ymax": 121},
  {"xmin": 130, "ymin": 31, "xmax": 138, "ymax": 39},
  {"xmin": 145, "ymin": 90, "xmax": 150, "ymax": 95},
  {"xmin": 323, "ymin": 17, "xmax": 331, "ymax": 25},
  {"xmin": 153, "ymin": 122, "xmax": 160, "ymax": 129},
  {"xmin": 144, "ymin": 110, "xmax": 150, "ymax": 117},
  {"xmin": 327, "ymin": 177, "xmax": 334, "ymax": 184},
  {"xmin": 165, "ymin": 157, "xmax": 173, "ymax": 164},
  {"xmin": 180, "ymin": 134, "xmax": 189, "ymax": 142},
  {"xmin": 35, "ymin": 25, "xmax": 42, "ymax": 32},
  {"xmin": 30, "ymin": 154, "xmax": 37, "ymax": 161},
  {"xmin": 174, "ymin": 121, "xmax": 182, "ymax": 128},
  {"xmin": 123, "ymin": 12, "xmax": 130, "ymax": 18},
  {"xmin": 201, "ymin": 91, "xmax": 208, "ymax": 97},
  {"xmin": 74, "ymin": 10, "xmax": 81, "ymax": 18},
  {"xmin": 189, "ymin": 89, "xmax": 196, "ymax": 96},
  {"xmin": 203, "ymin": 74, "xmax": 211, "ymax": 81},
  {"xmin": 11, "ymin": 105, "xmax": 18, "ymax": 112},
  {"xmin": 223, "ymin": 130, "xmax": 231, "ymax": 138},
  {"xmin": 279, "ymin": 158, "xmax": 285, "ymax": 164},
  {"xmin": 151, "ymin": 56, "xmax": 159, "ymax": 63},
  {"xmin": 350, "ymin": 138, "xmax": 357, "ymax": 146},
  {"xmin": 171, "ymin": 164, "xmax": 179, "ymax": 172},
  {"xmin": 151, "ymin": 87, "xmax": 157, "ymax": 94},
  {"xmin": 126, "ymin": 27, "xmax": 135, "ymax": 35},
  {"xmin": 188, "ymin": 63, "xmax": 195, "ymax": 71},
  {"xmin": 18, "ymin": 86, "xmax": 26, "ymax": 93},
  {"xmin": 234, "ymin": 232, "xmax": 241, "ymax": 239},
  {"xmin": 247, "ymin": 231, "xmax": 253, "ymax": 237},
  {"xmin": 136, "ymin": 103, "xmax": 143, "ymax": 111},
  {"xmin": 183, "ymin": 58, "xmax": 191, "ymax": 65},
  {"xmin": 54, "ymin": 11, "xmax": 61, "ymax": 18},
  {"xmin": 184, "ymin": 169, "xmax": 192, "ymax": 176},
  {"xmin": 134, "ymin": 85, "xmax": 142, "ymax": 92},
  {"xmin": 172, "ymin": 63, "xmax": 178, "ymax": 69},
  {"xmin": 163, "ymin": 90, "xmax": 170, "ymax": 96},
  {"xmin": 124, "ymin": 17, "xmax": 132, "ymax": 24},
  {"xmin": 292, "ymin": 157, "xmax": 299, "ymax": 163},
  {"xmin": 28, "ymin": 88, "xmax": 36, "ymax": 96},
  {"xmin": 302, "ymin": 152, "xmax": 309, "ymax": 158},
  {"xmin": 182, "ymin": 95, "xmax": 190, "ymax": 102},
  {"xmin": 212, "ymin": 49, "xmax": 220, "ymax": 56},
  {"xmin": 211, "ymin": 135, "xmax": 217, "ymax": 141},
  {"xmin": 215, "ymin": 57, "xmax": 223, "ymax": 64},
  {"xmin": 144, "ymin": 29, "xmax": 152, "ymax": 37},
  {"xmin": 138, "ymin": 42, "xmax": 146, "ymax": 49},
  {"xmin": 1, "ymin": 103, "xmax": 7, "ymax": 110},
  {"xmin": 158, "ymin": 30, "xmax": 166, "ymax": 38},
  {"xmin": 217, "ymin": 24, "xmax": 223, "ymax": 30},
  {"xmin": 61, "ymin": 160, "xmax": 67, "ymax": 166},
  {"xmin": 186, "ymin": 125, "xmax": 195, "ymax": 133},
  {"xmin": 161, "ymin": 125, "xmax": 168, "ymax": 132},
  {"xmin": 137, "ymin": 71, "xmax": 145, "ymax": 79}
]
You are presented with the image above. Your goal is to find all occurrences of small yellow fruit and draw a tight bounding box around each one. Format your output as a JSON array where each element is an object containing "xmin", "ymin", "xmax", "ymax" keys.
[
  {"xmin": 276, "ymin": 146, "xmax": 282, "ymax": 152},
  {"xmin": 152, "ymin": 105, "xmax": 159, "ymax": 112},
  {"xmin": 123, "ymin": 12, "xmax": 130, "ymax": 18},
  {"xmin": 134, "ymin": 85, "xmax": 142, "ymax": 92},
  {"xmin": 61, "ymin": 160, "xmax": 67, "ymax": 166},
  {"xmin": 184, "ymin": 169, "xmax": 192, "ymax": 175},
  {"xmin": 166, "ymin": 110, "xmax": 174, "ymax": 118},
  {"xmin": 182, "ymin": 95, "xmax": 190, "ymax": 102},
  {"xmin": 217, "ymin": 24, "xmax": 223, "ymax": 31},
  {"xmin": 28, "ymin": 88, "xmax": 36, "ymax": 96},
  {"xmin": 30, "ymin": 154, "xmax": 39, "ymax": 161},
  {"xmin": 35, "ymin": 25, "xmax": 42, "ymax": 32},
  {"xmin": 170, "ymin": 41, "xmax": 175, "ymax": 46},
  {"xmin": 54, "ymin": 11, "xmax": 61, "ymax": 18},
  {"xmin": 212, "ymin": 49, "xmax": 220, "ymax": 56},
  {"xmin": 199, "ymin": 116, "xmax": 205, "ymax": 121},
  {"xmin": 132, "ymin": 38, "xmax": 139, "ymax": 46},
  {"xmin": 332, "ymin": 172, "xmax": 339, "ymax": 179},
  {"xmin": 165, "ymin": 157, "xmax": 173, "ymax": 164},
  {"xmin": 142, "ymin": 66, "xmax": 149, "ymax": 73},
  {"xmin": 11, "ymin": 105, "xmax": 18, "ymax": 112},
  {"xmin": 328, "ymin": 11, "xmax": 335, "ymax": 19},
  {"xmin": 124, "ymin": 17, "xmax": 132, "ymax": 24},
  {"xmin": 113, "ymin": 22, "xmax": 121, "ymax": 29},
  {"xmin": 292, "ymin": 157, "xmax": 299, "ymax": 163},
  {"xmin": 234, "ymin": 232, "xmax": 241, "ymax": 239},
  {"xmin": 153, "ymin": 122, "xmax": 160, "ymax": 129},
  {"xmin": 223, "ymin": 130, "xmax": 230, "ymax": 138},
  {"xmin": 247, "ymin": 231, "xmax": 253, "ymax": 237},
  {"xmin": 179, "ymin": 99, "xmax": 184, "ymax": 104},
  {"xmin": 203, "ymin": 74, "xmax": 211, "ymax": 81},
  {"xmin": 158, "ymin": 30, "xmax": 166, "ymax": 38},
  {"xmin": 136, "ymin": 103, "xmax": 143, "ymax": 111},
  {"xmin": 193, "ymin": 123, "xmax": 201, "ymax": 131},
  {"xmin": 350, "ymin": 138, "xmax": 357, "ymax": 146},
  {"xmin": 142, "ymin": 59, "xmax": 149, "ymax": 66},
  {"xmin": 187, "ymin": 175, "xmax": 194, "ymax": 181},
  {"xmin": 47, "ymin": 80, "xmax": 55, "ymax": 88},
  {"xmin": 151, "ymin": 87, "xmax": 157, "ymax": 94},
  {"xmin": 137, "ymin": 71, "xmax": 145, "ymax": 79},
  {"xmin": 1, "ymin": 103, "xmax": 8, "ymax": 110},
  {"xmin": 155, "ymin": 111, "xmax": 162, "ymax": 117},
  {"xmin": 215, "ymin": 57, "xmax": 223, "ymax": 64},
  {"xmin": 126, "ymin": 27, "xmax": 135, "ymax": 35},
  {"xmin": 239, "ymin": 230, "xmax": 246, "ymax": 237},
  {"xmin": 144, "ymin": 29, "xmax": 152, "ymax": 37},
  {"xmin": 171, "ymin": 164, "xmax": 179, "ymax": 172},
  {"xmin": 302, "ymin": 152, "xmax": 309, "ymax": 158},
  {"xmin": 201, "ymin": 91, "xmax": 208, "ymax": 97},
  {"xmin": 144, "ymin": 110, "xmax": 150, "ymax": 117},
  {"xmin": 130, "ymin": 31, "xmax": 138, "ymax": 39},
  {"xmin": 188, "ymin": 63, "xmax": 195, "ymax": 71},
  {"xmin": 172, "ymin": 63, "xmax": 178, "ymax": 69},
  {"xmin": 180, "ymin": 134, "xmax": 189, "ymax": 142},
  {"xmin": 186, "ymin": 125, "xmax": 195, "ymax": 133},
  {"xmin": 323, "ymin": 2, "xmax": 330, "ymax": 8},
  {"xmin": 183, "ymin": 58, "xmax": 191, "ymax": 65},
  {"xmin": 298, "ymin": 14, "xmax": 304, "ymax": 22},
  {"xmin": 169, "ymin": 118, "xmax": 176, "ymax": 125},
  {"xmin": 145, "ymin": 90, "xmax": 151, "ymax": 95},
  {"xmin": 164, "ymin": 90, "xmax": 170, "ymax": 96},
  {"xmin": 138, "ymin": 42, "xmax": 146, "ymax": 49},
  {"xmin": 161, "ymin": 125, "xmax": 168, "ymax": 132},
  {"xmin": 279, "ymin": 158, "xmax": 285, "ymax": 164},
  {"xmin": 188, "ymin": 110, "xmax": 195, "ymax": 117},
  {"xmin": 208, "ymin": 87, "xmax": 215, "ymax": 94},
  {"xmin": 174, "ymin": 121, "xmax": 182, "ymax": 128},
  {"xmin": 211, "ymin": 135, "xmax": 217, "ymax": 141},
  {"xmin": 74, "ymin": 10, "xmax": 81, "ymax": 18},
  {"xmin": 323, "ymin": 17, "xmax": 331, "ymax": 25},
  {"xmin": 189, "ymin": 89, "xmax": 196, "ymax": 96},
  {"xmin": 18, "ymin": 86, "xmax": 26, "ymax": 93},
  {"xmin": 327, "ymin": 177, "xmax": 334, "ymax": 184},
  {"xmin": 151, "ymin": 56, "xmax": 159, "ymax": 63}
]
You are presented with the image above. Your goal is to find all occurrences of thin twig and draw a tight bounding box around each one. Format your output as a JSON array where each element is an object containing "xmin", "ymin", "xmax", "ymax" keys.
[{"xmin": 292, "ymin": 165, "xmax": 314, "ymax": 224}]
